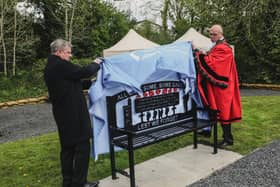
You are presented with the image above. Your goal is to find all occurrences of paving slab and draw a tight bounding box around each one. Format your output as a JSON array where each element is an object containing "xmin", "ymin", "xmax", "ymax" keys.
[{"xmin": 99, "ymin": 144, "xmax": 242, "ymax": 187}]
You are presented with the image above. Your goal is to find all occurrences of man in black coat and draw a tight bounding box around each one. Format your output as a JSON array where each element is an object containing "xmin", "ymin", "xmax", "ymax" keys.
[{"xmin": 44, "ymin": 39, "xmax": 101, "ymax": 187}]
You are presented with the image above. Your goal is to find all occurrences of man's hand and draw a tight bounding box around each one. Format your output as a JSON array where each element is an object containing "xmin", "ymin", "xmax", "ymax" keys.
[
  {"xmin": 192, "ymin": 45, "xmax": 207, "ymax": 55},
  {"xmin": 191, "ymin": 43, "xmax": 200, "ymax": 53},
  {"xmin": 93, "ymin": 57, "xmax": 104, "ymax": 64}
]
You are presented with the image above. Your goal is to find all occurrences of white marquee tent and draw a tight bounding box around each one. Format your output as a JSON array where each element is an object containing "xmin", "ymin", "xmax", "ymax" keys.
[
  {"xmin": 175, "ymin": 27, "xmax": 212, "ymax": 52},
  {"xmin": 175, "ymin": 27, "xmax": 234, "ymax": 54},
  {"xmin": 103, "ymin": 29, "xmax": 159, "ymax": 57}
]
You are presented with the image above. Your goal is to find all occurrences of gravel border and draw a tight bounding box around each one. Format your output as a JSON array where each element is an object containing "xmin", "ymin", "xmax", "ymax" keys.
[
  {"xmin": 0, "ymin": 102, "xmax": 56, "ymax": 143},
  {"xmin": 188, "ymin": 140, "xmax": 280, "ymax": 187}
]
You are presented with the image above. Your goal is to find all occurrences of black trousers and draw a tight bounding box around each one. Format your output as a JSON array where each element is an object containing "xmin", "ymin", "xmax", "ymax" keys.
[
  {"xmin": 221, "ymin": 123, "xmax": 233, "ymax": 142},
  {"xmin": 60, "ymin": 139, "xmax": 90, "ymax": 187}
]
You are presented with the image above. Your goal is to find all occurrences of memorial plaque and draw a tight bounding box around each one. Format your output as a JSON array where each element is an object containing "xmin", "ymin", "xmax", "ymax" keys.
[{"xmin": 134, "ymin": 92, "xmax": 179, "ymax": 113}]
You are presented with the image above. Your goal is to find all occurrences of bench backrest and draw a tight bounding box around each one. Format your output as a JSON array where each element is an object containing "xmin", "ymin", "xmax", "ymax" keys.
[{"xmin": 106, "ymin": 81, "xmax": 198, "ymax": 136}]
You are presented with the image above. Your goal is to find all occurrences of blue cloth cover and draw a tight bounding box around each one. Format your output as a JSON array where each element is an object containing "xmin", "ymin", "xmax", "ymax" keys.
[{"xmin": 88, "ymin": 42, "xmax": 206, "ymax": 159}]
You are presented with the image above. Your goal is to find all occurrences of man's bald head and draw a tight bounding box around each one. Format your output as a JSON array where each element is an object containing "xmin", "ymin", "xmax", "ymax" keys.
[
  {"xmin": 209, "ymin": 24, "xmax": 224, "ymax": 42},
  {"xmin": 210, "ymin": 24, "xmax": 223, "ymax": 34}
]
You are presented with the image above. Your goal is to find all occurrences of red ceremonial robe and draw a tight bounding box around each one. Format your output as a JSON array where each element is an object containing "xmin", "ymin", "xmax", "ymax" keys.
[{"xmin": 195, "ymin": 40, "xmax": 242, "ymax": 124}]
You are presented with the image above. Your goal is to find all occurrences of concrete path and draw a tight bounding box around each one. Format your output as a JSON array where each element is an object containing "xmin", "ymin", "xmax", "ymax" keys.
[{"xmin": 99, "ymin": 144, "xmax": 242, "ymax": 187}]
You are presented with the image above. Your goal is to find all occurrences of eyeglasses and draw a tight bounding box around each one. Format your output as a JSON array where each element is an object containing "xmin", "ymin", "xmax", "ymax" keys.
[
  {"xmin": 63, "ymin": 50, "xmax": 72, "ymax": 54},
  {"xmin": 209, "ymin": 33, "xmax": 218, "ymax": 36}
]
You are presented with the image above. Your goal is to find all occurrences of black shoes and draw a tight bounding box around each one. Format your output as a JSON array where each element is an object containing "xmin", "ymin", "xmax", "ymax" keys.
[
  {"xmin": 218, "ymin": 139, "xmax": 233, "ymax": 147},
  {"xmin": 219, "ymin": 124, "xmax": 234, "ymax": 147},
  {"xmin": 197, "ymin": 130, "xmax": 211, "ymax": 137},
  {"xmin": 84, "ymin": 181, "xmax": 99, "ymax": 187}
]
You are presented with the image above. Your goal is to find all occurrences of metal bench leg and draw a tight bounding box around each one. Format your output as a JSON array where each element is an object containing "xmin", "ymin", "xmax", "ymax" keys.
[
  {"xmin": 213, "ymin": 122, "xmax": 218, "ymax": 154},
  {"xmin": 128, "ymin": 136, "xmax": 136, "ymax": 187},
  {"xmin": 109, "ymin": 140, "xmax": 117, "ymax": 179},
  {"xmin": 193, "ymin": 117, "xmax": 198, "ymax": 149},
  {"xmin": 193, "ymin": 129, "xmax": 197, "ymax": 149}
]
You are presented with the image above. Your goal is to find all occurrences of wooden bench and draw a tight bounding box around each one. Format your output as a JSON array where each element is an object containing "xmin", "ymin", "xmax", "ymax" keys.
[{"xmin": 106, "ymin": 81, "xmax": 218, "ymax": 187}]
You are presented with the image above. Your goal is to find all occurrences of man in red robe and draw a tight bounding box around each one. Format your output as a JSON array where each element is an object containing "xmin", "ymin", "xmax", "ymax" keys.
[{"xmin": 194, "ymin": 24, "xmax": 242, "ymax": 146}]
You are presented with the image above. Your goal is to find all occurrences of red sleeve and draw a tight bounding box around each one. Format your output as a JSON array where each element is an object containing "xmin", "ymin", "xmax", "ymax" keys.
[{"xmin": 195, "ymin": 43, "xmax": 233, "ymax": 88}]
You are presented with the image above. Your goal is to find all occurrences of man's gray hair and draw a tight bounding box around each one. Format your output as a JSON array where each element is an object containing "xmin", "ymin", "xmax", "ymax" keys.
[
  {"xmin": 211, "ymin": 24, "xmax": 223, "ymax": 34},
  {"xmin": 50, "ymin": 39, "xmax": 72, "ymax": 53}
]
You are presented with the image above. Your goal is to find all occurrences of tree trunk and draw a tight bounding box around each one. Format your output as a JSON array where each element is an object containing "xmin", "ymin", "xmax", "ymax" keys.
[
  {"xmin": 0, "ymin": 0, "xmax": 7, "ymax": 76},
  {"xmin": 69, "ymin": 0, "xmax": 77, "ymax": 43},
  {"xmin": 12, "ymin": 4, "xmax": 17, "ymax": 76},
  {"xmin": 65, "ymin": 0, "xmax": 69, "ymax": 40},
  {"xmin": 161, "ymin": 0, "xmax": 169, "ymax": 32}
]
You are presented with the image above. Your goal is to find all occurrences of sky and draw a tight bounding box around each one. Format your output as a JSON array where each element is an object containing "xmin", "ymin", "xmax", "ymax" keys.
[
  {"xmin": 104, "ymin": 0, "xmax": 164, "ymax": 25},
  {"xmin": 17, "ymin": 0, "xmax": 169, "ymax": 27},
  {"xmin": 16, "ymin": 1, "xmax": 43, "ymax": 20}
]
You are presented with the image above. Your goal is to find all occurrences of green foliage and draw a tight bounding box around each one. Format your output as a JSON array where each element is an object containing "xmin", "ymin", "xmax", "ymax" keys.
[
  {"xmin": 1, "ymin": 96, "xmax": 280, "ymax": 186},
  {"xmin": 72, "ymin": 0, "xmax": 132, "ymax": 58},
  {"xmin": 155, "ymin": 0, "xmax": 280, "ymax": 83},
  {"xmin": 135, "ymin": 21, "xmax": 173, "ymax": 45},
  {"xmin": 16, "ymin": 37, "xmax": 41, "ymax": 66},
  {"xmin": 31, "ymin": 0, "xmax": 65, "ymax": 58},
  {"xmin": 0, "ymin": 58, "xmax": 46, "ymax": 103},
  {"xmin": 173, "ymin": 19, "xmax": 190, "ymax": 38},
  {"xmin": 2, "ymin": 0, "xmax": 132, "ymax": 76},
  {"xmin": 165, "ymin": 0, "xmax": 280, "ymax": 83},
  {"xmin": 0, "ymin": 63, "xmax": 47, "ymax": 103},
  {"xmin": 30, "ymin": 0, "xmax": 133, "ymax": 59}
]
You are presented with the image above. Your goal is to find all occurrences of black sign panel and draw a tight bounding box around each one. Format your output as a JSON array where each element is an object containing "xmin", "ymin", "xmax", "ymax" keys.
[{"xmin": 134, "ymin": 92, "xmax": 179, "ymax": 113}]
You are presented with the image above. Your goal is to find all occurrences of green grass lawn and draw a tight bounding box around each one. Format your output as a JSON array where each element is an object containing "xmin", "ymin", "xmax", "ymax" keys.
[{"xmin": 1, "ymin": 96, "xmax": 280, "ymax": 187}]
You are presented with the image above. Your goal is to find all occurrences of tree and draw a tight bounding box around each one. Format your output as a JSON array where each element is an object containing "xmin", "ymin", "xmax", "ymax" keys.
[
  {"xmin": 162, "ymin": 0, "xmax": 212, "ymax": 37},
  {"xmin": 69, "ymin": 0, "xmax": 133, "ymax": 57},
  {"xmin": 63, "ymin": 0, "xmax": 78, "ymax": 42},
  {"xmin": 12, "ymin": 3, "xmax": 17, "ymax": 76},
  {"xmin": 163, "ymin": 0, "xmax": 280, "ymax": 83},
  {"xmin": 14, "ymin": 1, "xmax": 41, "ymax": 72},
  {"xmin": 218, "ymin": 0, "xmax": 280, "ymax": 83},
  {"xmin": 0, "ymin": 0, "xmax": 8, "ymax": 76},
  {"xmin": 0, "ymin": 0, "xmax": 23, "ymax": 76},
  {"xmin": 31, "ymin": 0, "xmax": 133, "ymax": 58},
  {"xmin": 31, "ymin": 0, "xmax": 65, "ymax": 58}
]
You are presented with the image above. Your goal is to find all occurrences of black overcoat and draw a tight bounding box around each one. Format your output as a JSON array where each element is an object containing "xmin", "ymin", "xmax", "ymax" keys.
[{"xmin": 44, "ymin": 55, "xmax": 100, "ymax": 146}]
